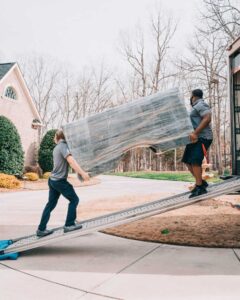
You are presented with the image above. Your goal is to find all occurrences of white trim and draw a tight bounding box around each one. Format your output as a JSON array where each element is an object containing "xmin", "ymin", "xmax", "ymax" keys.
[{"xmin": 14, "ymin": 64, "xmax": 42, "ymax": 122}]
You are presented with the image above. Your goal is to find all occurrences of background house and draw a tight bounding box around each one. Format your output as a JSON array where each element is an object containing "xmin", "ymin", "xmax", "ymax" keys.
[{"xmin": 0, "ymin": 62, "xmax": 43, "ymax": 165}]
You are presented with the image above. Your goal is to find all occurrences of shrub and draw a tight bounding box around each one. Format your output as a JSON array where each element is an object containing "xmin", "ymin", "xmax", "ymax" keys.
[
  {"xmin": 38, "ymin": 129, "xmax": 57, "ymax": 173},
  {"xmin": 0, "ymin": 173, "xmax": 21, "ymax": 189},
  {"xmin": 24, "ymin": 164, "xmax": 43, "ymax": 177},
  {"xmin": 42, "ymin": 172, "xmax": 51, "ymax": 179},
  {"xmin": 0, "ymin": 116, "xmax": 24, "ymax": 175},
  {"xmin": 24, "ymin": 172, "xmax": 39, "ymax": 181},
  {"xmin": 223, "ymin": 168, "xmax": 230, "ymax": 176}
]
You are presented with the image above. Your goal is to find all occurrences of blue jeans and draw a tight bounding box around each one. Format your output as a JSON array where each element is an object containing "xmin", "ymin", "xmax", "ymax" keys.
[{"xmin": 38, "ymin": 178, "xmax": 79, "ymax": 231}]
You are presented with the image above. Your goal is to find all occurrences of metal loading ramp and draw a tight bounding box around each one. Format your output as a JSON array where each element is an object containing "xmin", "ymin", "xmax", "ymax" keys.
[{"xmin": 2, "ymin": 177, "xmax": 240, "ymax": 255}]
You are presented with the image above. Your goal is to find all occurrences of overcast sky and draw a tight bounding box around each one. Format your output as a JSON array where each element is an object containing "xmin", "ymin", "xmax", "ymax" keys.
[{"xmin": 0, "ymin": 0, "xmax": 198, "ymax": 72}]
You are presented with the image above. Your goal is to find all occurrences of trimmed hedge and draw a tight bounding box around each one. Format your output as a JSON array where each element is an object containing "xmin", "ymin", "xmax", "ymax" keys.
[
  {"xmin": 24, "ymin": 172, "xmax": 39, "ymax": 181},
  {"xmin": 38, "ymin": 129, "xmax": 57, "ymax": 172},
  {"xmin": 0, "ymin": 116, "xmax": 24, "ymax": 175},
  {"xmin": 42, "ymin": 172, "xmax": 51, "ymax": 179},
  {"xmin": 0, "ymin": 173, "xmax": 21, "ymax": 189},
  {"xmin": 24, "ymin": 165, "xmax": 43, "ymax": 177}
]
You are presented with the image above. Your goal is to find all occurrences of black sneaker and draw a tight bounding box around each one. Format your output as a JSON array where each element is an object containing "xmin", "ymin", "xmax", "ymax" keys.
[
  {"xmin": 36, "ymin": 229, "xmax": 54, "ymax": 237},
  {"xmin": 190, "ymin": 185, "xmax": 198, "ymax": 193},
  {"xmin": 189, "ymin": 185, "xmax": 207, "ymax": 198},
  {"xmin": 202, "ymin": 180, "xmax": 209, "ymax": 188},
  {"xmin": 64, "ymin": 222, "xmax": 83, "ymax": 233},
  {"xmin": 191, "ymin": 180, "xmax": 209, "ymax": 193}
]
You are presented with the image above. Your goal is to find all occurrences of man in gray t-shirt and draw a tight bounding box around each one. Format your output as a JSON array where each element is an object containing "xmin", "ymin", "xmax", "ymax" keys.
[
  {"xmin": 37, "ymin": 130, "xmax": 90, "ymax": 237},
  {"xmin": 182, "ymin": 89, "xmax": 213, "ymax": 198},
  {"xmin": 51, "ymin": 140, "xmax": 72, "ymax": 180}
]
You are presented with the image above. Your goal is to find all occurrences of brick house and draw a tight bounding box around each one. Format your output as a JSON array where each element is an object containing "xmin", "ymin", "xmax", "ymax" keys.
[{"xmin": 0, "ymin": 62, "xmax": 42, "ymax": 165}]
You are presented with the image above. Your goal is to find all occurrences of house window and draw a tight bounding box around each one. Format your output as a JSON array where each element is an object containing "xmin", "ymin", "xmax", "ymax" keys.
[{"xmin": 5, "ymin": 86, "xmax": 17, "ymax": 100}]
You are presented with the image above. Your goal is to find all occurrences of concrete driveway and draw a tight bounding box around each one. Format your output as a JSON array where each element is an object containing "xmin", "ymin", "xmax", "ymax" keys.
[{"xmin": 0, "ymin": 175, "xmax": 240, "ymax": 300}]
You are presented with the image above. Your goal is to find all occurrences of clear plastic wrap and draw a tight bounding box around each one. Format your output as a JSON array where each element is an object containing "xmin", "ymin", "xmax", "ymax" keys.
[{"xmin": 62, "ymin": 88, "xmax": 193, "ymax": 177}]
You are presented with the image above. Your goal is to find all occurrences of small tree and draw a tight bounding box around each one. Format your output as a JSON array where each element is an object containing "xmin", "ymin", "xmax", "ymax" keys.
[
  {"xmin": 38, "ymin": 129, "xmax": 57, "ymax": 172},
  {"xmin": 0, "ymin": 116, "xmax": 24, "ymax": 175}
]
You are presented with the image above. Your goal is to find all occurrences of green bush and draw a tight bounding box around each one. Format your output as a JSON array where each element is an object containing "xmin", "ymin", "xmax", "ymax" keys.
[
  {"xmin": 38, "ymin": 129, "xmax": 57, "ymax": 172},
  {"xmin": 0, "ymin": 116, "xmax": 24, "ymax": 175},
  {"xmin": 223, "ymin": 168, "xmax": 230, "ymax": 176}
]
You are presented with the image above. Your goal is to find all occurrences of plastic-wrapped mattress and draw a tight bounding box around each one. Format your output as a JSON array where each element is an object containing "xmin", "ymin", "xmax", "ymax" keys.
[{"xmin": 62, "ymin": 88, "xmax": 193, "ymax": 177}]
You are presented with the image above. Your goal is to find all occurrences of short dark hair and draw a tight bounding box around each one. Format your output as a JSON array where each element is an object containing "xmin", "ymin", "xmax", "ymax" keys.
[
  {"xmin": 55, "ymin": 129, "xmax": 65, "ymax": 142},
  {"xmin": 192, "ymin": 89, "xmax": 203, "ymax": 99}
]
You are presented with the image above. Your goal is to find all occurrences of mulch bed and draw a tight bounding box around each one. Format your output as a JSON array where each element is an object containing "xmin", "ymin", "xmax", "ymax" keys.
[{"xmin": 77, "ymin": 194, "xmax": 240, "ymax": 248}]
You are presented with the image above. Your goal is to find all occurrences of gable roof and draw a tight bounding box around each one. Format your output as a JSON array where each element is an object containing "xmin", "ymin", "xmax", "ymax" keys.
[
  {"xmin": 0, "ymin": 63, "xmax": 15, "ymax": 80},
  {"xmin": 0, "ymin": 62, "xmax": 42, "ymax": 123}
]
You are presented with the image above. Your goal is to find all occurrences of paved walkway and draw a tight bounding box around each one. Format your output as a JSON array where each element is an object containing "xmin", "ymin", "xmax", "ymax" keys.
[{"xmin": 0, "ymin": 175, "xmax": 240, "ymax": 300}]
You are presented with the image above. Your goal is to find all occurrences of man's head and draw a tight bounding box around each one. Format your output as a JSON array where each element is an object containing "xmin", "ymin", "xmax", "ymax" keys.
[
  {"xmin": 190, "ymin": 89, "xmax": 203, "ymax": 106},
  {"xmin": 54, "ymin": 129, "xmax": 66, "ymax": 144}
]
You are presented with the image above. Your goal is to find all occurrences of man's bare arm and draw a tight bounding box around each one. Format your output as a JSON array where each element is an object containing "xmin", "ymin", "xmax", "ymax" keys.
[{"xmin": 66, "ymin": 155, "xmax": 90, "ymax": 181}]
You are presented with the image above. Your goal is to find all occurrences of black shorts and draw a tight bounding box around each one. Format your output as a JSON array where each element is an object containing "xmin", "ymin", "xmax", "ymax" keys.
[{"xmin": 181, "ymin": 138, "xmax": 212, "ymax": 166}]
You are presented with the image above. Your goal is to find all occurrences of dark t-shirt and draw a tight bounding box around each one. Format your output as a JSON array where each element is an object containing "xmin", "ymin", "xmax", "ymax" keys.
[{"xmin": 50, "ymin": 140, "xmax": 71, "ymax": 180}]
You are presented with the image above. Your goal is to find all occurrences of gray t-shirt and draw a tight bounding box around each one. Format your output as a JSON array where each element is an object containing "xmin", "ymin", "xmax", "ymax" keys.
[
  {"xmin": 51, "ymin": 140, "xmax": 71, "ymax": 180},
  {"xmin": 190, "ymin": 99, "xmax": 213, "ymax": 140}
]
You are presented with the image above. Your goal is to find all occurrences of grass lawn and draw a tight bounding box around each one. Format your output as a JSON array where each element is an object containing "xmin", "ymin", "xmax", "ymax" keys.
[{"xmin": 111, "ymin": 171, "xmax": 221, "ymax": 183}]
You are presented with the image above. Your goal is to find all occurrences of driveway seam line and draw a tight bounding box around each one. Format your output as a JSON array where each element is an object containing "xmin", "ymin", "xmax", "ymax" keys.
[
  {"xmin": 0, "ymin": 262, "xmax": 123, "ymax": 300},
  {"xmin": 232, "ymin": 248, "xmax": 240, "ymax": 264},
  {"xmin": 86, "ymin": 244, "xmax": 161, "ymax": 296},
  {"xmin": 116, "ymin": 244, "xmax": 161, "ymax": 274}
]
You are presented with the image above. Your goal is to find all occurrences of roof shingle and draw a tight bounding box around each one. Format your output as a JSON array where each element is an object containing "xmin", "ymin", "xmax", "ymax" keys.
[{"xmin": 0, "ymin": 63, "xmax": 15, "ymax": 80}]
